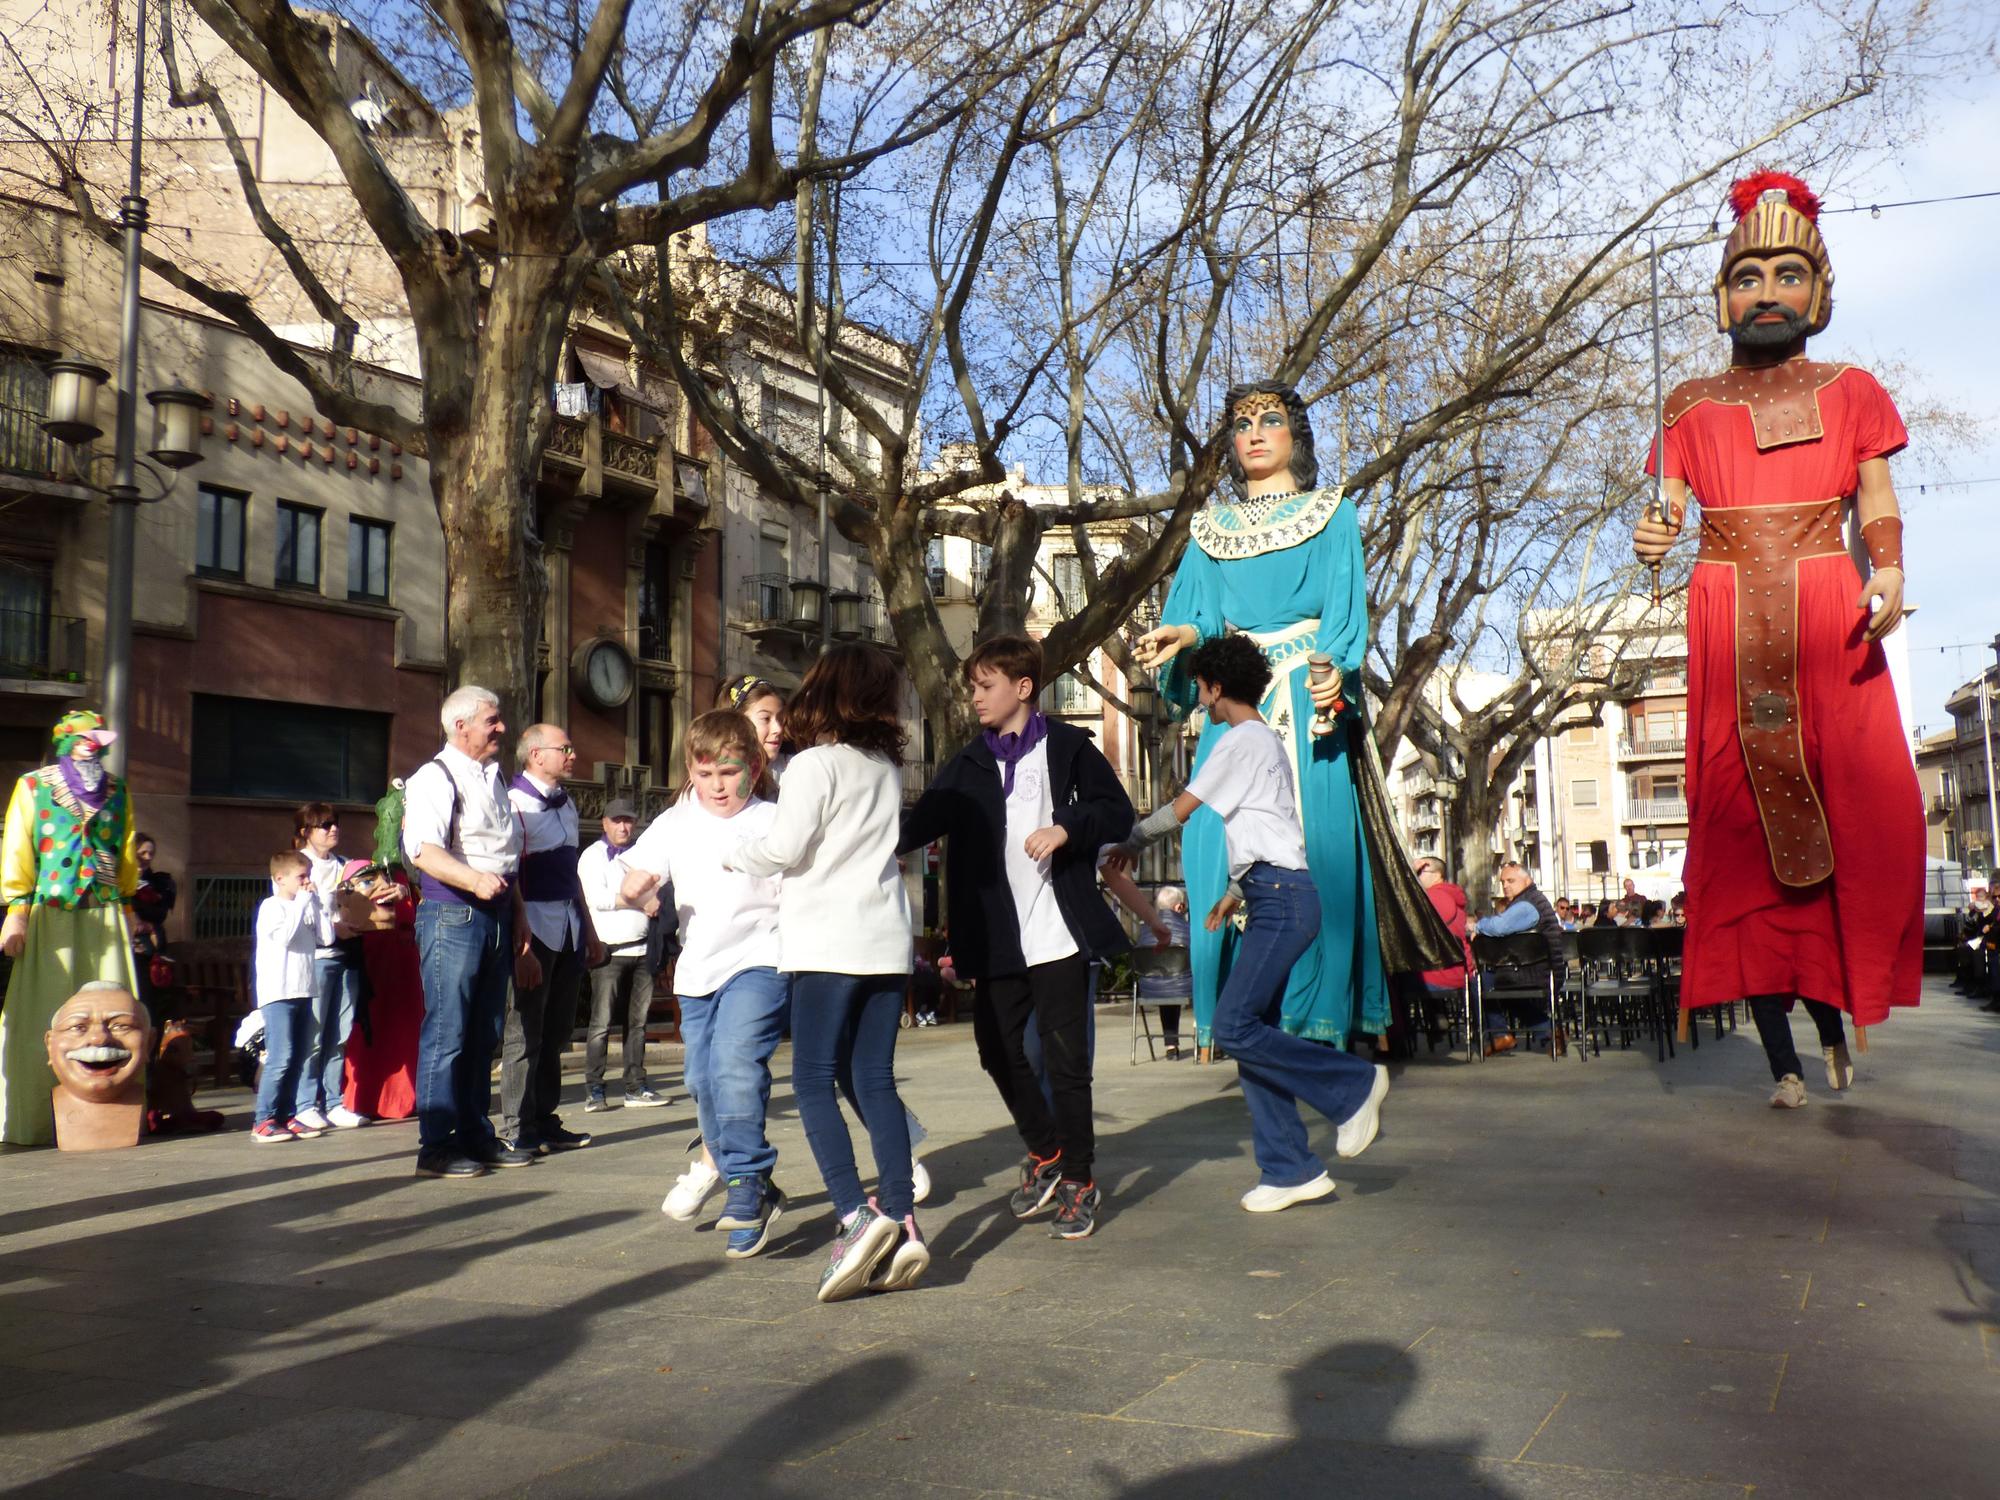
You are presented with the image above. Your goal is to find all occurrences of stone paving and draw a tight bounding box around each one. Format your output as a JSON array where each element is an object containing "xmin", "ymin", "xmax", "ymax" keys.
[{"xmin": 2, "ymin": 977, "xmax": 1997, "ymax": 1498}]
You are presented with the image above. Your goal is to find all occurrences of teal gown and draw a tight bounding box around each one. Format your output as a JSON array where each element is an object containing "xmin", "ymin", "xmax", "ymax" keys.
[{"xmin": 1159, "ymin": 487, "xmax": 1387, "ymax": 1049}]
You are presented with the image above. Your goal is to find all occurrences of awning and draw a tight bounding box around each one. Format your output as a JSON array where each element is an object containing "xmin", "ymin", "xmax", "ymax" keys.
[{"xmin": 573, "ymin": 345, "xmax": 634, "ymax": 394}]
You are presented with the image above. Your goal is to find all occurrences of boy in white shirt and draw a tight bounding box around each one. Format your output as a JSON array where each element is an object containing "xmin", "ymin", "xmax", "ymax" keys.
[
  {"xmin": 620, "ymin": 711, "xmax": 789, "ymax": 1259},
  {"xmin": 1111, "ymin": 633, "xmax": 1388, "ymax": 1213},
  {"xmin": 252, "ymin": 851, "xmax": 326, "ymax": 1144}
]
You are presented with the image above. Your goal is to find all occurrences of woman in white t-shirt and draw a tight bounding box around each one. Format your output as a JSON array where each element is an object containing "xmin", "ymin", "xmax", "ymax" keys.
[
  {"xmin": 1112, "ymin": 634, "xmax": 1389, "ymax": 1214},
  {"xmin": 727, "ymin": 645, "xmax": 927, "ymax": 1303}
]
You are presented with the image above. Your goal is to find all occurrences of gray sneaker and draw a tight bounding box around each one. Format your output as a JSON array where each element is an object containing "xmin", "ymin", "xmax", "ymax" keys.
[
  {"xmin": 584, "ymin": 1087, "xmax": 609, "ymax": 1113},
  {"xmin": 624, "ymin": 1087, "xmax": 671, "ymax": 1108},
  {"xmin": 816, "ymin": 1207, "xmax": 899, "ymax": 1303}
]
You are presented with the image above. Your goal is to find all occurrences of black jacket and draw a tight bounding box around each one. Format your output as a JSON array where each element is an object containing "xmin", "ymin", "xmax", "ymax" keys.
[{"xmin": 900, "ymin": 721, "xmax": 1135, "ymax": 980}]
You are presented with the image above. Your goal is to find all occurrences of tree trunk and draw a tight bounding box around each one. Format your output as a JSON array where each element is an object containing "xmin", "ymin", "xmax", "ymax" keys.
[
  {"xmin": 1453, "ymin": 779, "xmax": 1506, "ymax": 912},
  {"xmin": 424, "ymin": 252, "xmax": 575, "ymax": 738}
]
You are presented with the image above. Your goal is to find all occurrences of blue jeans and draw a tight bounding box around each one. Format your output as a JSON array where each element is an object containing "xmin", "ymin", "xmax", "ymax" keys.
[
  {"xmin": 255, "ymin": 997, "xmax": 312, "ymax": 1127},
  {"xmin": 296, "ymin": 946, "xmax": 362, "ymax": 1115},
  {"xmin": 1213, "ymin": 865, "xmax": 1378, "ymax": 1188},
  {"xmin": 791, "ymin": 972, "xmax": 914, "ymax": 1220},
  {"xmin": 680, "ymin": 967, "xmax": 789, "ymax": 1182},
  {"xmin": 415, "ymin": 901, "xmax": 512, "ymax": 1155}
]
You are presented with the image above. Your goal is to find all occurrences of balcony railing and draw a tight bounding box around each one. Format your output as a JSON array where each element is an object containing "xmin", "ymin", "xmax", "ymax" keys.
[
  {"xmin": 0, "ymin": 609, "xmax": 86, "ymax": 681},
  {"xmin": 736, "ymin": 572, "xmax": 806, "ymax": 631},
  {"xmin": 1624, "ymin": 797, "xmax": 1688, "ymax": 822},
  {"xmin": 1618, "ymin": 735, "xmax": 1685, "ymax": 758},
  {"xmin": 1932, "ymin": 791, "xmax": 1958, "ymax": 816}
]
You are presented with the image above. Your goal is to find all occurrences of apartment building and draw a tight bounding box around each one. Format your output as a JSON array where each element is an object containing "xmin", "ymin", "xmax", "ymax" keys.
[{"xmin": 1938, "ymin": 637, "xmax": 2000, "ymax": 879}]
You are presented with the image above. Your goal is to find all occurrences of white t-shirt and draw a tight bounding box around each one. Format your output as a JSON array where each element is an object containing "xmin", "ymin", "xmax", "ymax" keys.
[
  {"xmin": 255, "ymin": 890, "xmax": 321, "ymax": 1006},
  {"xmin": 730, "ymin": 743, "xmax": 913, "ymax": 975},
  {"xmin": 1186, "ymin": 720, "xmax": 1308, "ymax": 879},
  {"xmin": 620, "ymin": 796, "xmax": 781, "ymax": 996},
  {"xmin": 1001, "ymin": 740, "xmax": 1081, "ymax": 968}
]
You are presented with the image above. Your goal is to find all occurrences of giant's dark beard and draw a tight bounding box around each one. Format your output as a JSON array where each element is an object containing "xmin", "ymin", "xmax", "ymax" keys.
[{"xmin": 1728, "ymin": 302, "xmax": 1812, "ymax": 349}]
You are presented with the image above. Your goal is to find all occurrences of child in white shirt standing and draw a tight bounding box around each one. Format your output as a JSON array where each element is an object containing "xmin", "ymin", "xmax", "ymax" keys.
[
  {"xmin": 253, "ymin": 850, "xmax": 326, "ymax": 1144},
  {"xmin": 621, "ymin": 711, "xmax": 789, "ymax": 1259},
  {"xmin": 728, "ymin": 644, "xmax": 926, "ymax": 1303},
  {"xmin": 1111, "ymin": 633, "xmax": 1388, "ymax": 1213}
]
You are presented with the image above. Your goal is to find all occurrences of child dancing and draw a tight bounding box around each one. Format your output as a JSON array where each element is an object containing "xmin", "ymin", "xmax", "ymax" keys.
[
  {"xmin": 728, "ymin": 645, "xmax": 926, "ymax": 1301},
  {"xmin": 1110, "ymin": 634, "xmax": 1387, "ymax": 1213}
]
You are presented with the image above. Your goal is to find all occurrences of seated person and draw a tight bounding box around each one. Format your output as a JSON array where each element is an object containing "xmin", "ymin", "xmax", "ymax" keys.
[
  {"xmin": 1474, "ymin": 861, "xmax": 1562, "ymax": 1055},
  {"xmin": 1553, "ymin": 896, "xmax": 1578, "ymax": 931}
]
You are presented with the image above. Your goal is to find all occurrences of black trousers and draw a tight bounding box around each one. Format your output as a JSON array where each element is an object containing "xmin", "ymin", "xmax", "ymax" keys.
[
  {"xmin": 974, "ymin": 952, "xmax": 1094, "ymax": 1180},
  {"xmin": 585, "ymin": 953, "xmax": 651, "ymax": 1091},
  {"xmin": 1748, "ymin": 994, "xmax": 1846, "ymax": 1083},
  {"xmin": 500, "ymin": 934, "xmax": 585, "ymax": 1144}
]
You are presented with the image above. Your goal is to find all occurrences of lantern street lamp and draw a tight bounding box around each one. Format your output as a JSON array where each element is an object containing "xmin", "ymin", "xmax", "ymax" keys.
[{"xmin": 33, "ymin": 0, "xmax": 209, "ymax": 775}]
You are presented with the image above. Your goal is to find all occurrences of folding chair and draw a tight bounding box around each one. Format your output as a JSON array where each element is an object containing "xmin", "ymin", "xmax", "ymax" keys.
[
  {"xmin": 1129, "ymin": 946, "xmax": 1191, "ymax": 1064},
  {"xmin": 1576, "ymin": 926, "xmax": 1665, "ymax": 1060},
  {"xmin": 1470, "ymin": 931, "xmax": 1563, "ymax": 1062}
]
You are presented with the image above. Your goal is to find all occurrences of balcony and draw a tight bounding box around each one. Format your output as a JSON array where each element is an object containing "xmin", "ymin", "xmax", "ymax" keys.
[
  {"xmin": 1618, "ymin": 735, "xmax": 1685, "ymax": 759},
  {"xmin": 1932, "ymin": 791, "xmax": 1958, "ymax": 816},
  {"xmin": 1516, "ymin": 805, "xmax": 1540, "ymax": 831},
  {"xmin": 735, "ymin": 573, "xmax": 826, "ymax": 641},
  {"xmin": 0, "ymin": 609, "xmax": 87, "ymax": 691},
  {"xmin": 1624, "ymin": 797, "xmax": 1688, "ymax": 823}
]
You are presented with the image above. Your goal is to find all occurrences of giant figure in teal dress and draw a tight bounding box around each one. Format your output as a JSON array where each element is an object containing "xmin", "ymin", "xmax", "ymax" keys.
[{"xmin": 1140, "ymin": 382, "xmax": 1456, "ymax": 1051}]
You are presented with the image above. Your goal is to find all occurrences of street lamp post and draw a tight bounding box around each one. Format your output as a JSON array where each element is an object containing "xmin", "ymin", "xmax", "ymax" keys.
[{"xmin": 35, "ymin": 0, "xmax": 209, "ymax": 776}]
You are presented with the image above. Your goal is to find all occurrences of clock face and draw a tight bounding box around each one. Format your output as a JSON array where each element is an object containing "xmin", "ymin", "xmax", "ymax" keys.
[{"xmin": 577, "ymin": 639, "xmax": 634, "ymax": 709}]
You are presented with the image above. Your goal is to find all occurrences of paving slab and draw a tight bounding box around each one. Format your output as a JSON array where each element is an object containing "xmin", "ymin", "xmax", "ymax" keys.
[{"xmin": 2, "ymin": 976, "xmax": 1998, "ymax": 1496}]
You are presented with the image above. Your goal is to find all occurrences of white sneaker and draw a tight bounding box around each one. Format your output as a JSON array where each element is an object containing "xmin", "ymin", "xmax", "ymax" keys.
[
  {"xmin": 1822, "ymin": 1045, "xmax": 1852, "ymax": 1091},
  {"xmin": 1770, "ymin": 1074, "xmax": 1809, "ymax": 1109},
  {"xmin": 662, "ymin": 1157, "xmax": 722, "ymax": 1221},
  {"xmin": 1334, "ymin": 1065, "xmax": 1389, "ymax": 1159},
  {"xmin": 1241, "ymin": 1173, "xmax": 1336, "ymax": 1213},
  {"xmin": 911, "ymin": 1157, "xmax": 931, "ymax": 1205},
  {"xmin": 293, "ymin": 1107, "xmax": 331, "ymax": 1133},
  {"xmin": 325, "ymin": 1106, "xmax": 369, "ymax": 1129}
]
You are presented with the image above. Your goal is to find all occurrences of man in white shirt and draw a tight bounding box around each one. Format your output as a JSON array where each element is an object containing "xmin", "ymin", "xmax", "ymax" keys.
[
  {"xmin": 402, "ymin": 685, "xmax": 531, "ymax": 1180},
  {"xmin": 578, "ymin": 798, "xmax": 665, "ymax": 1111},
  {"xmin": 500, "ymin": 724, "xmax": 603, "ymax": 1155}
]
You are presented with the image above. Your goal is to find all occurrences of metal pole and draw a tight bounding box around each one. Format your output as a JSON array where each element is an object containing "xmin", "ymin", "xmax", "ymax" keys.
[
  {"xmin": 102, "ymin": 0, "xmax": 151, "ymax": 778},
  {"xmin": 1983, "ymin": 679, "xmax": 1999, "ymax": 873}
]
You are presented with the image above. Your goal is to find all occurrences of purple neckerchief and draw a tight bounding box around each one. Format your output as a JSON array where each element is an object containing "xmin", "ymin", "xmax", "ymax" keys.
[
  {"xmin": 983, "ymin": 712, "xmax": 1048, "ymax": 797},
  {"xmin": 58, "ymin": 757, "xmax": 109, "ymax": 813},
  {"xmin": 509, "ymin": 772, "xmax": 568, "ymax": 809}
]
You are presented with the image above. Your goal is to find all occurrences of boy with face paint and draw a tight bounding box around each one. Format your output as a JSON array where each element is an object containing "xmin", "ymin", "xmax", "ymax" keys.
[{"xmin": 619, "ymin": 711, "xmax": 790, "ymax": 1258}]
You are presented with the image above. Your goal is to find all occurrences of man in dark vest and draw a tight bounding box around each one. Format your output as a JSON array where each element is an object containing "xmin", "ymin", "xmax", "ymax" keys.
[
  {"xmin": 1476, "ymin": 861, "xmax": 1564, "ymax": 1055},
  {"xmin": 502, "ymin": 724, "xmax": 604, "ymax": 1157}
]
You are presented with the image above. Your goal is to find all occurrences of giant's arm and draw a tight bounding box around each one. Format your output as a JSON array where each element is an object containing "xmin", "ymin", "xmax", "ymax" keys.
[{"xmin": 1853, "ymin": 456, "xmax": 1906, "ymax": 643}]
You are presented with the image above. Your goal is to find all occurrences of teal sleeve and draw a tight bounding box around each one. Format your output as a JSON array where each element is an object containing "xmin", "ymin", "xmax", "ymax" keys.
[
  {"xmin": 1159, "ymin": 540, "xmax": 1224, "ymax": 718},
  {"xmin": 1315, "ymin": 499, "xmax": 1370, "ymax": 677}
]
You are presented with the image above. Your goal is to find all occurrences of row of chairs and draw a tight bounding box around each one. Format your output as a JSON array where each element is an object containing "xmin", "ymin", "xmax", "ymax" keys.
[{"xmin": 1435, "ymin": 925, "xmax": 1734, "ymax": 1065}]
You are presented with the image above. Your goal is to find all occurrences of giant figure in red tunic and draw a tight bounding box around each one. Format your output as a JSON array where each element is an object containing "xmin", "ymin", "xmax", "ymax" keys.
[{"xmin": 1635, "ymin": 171, "xmax": 1923, "ymax": 1109}]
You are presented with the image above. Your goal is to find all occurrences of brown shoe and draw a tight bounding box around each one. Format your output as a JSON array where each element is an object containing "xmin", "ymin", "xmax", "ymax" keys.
[{"xmin": 1484, "ymin": 1034, "xmax": 1517, "ymax": 1057}]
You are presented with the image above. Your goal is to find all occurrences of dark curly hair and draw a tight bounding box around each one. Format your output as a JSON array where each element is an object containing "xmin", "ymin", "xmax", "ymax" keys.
[
  {"xmin": 1186, "ymin": 633, "xmax": 1273, "ymax": 706},
  {"xmin": 782, "ymin": 643, "xmax": 907, "ymax": 765},
  {"xmin": 1219, "ymin": 380, "xmax": 1318, "ymax": 495}
]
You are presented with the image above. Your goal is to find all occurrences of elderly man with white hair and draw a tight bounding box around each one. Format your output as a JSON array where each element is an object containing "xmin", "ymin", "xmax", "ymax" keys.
[{"xmin": 401, "ymin": 686, "xmax": 532, "ymax": 1179}]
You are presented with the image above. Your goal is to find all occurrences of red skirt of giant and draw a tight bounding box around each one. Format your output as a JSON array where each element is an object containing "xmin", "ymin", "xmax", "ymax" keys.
[{"xmin": 1660, "ymin": 363, "xmax": 1924, "ymax": 1025}]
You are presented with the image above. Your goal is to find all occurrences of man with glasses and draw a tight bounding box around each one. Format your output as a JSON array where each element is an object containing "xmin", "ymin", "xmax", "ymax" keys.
[{"xmin": 501, "ymin": 724, "xmax": 604, "ymax": 1157}]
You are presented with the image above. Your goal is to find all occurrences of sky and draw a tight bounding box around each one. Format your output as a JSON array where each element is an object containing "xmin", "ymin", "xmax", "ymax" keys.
[{"xmin": 1806, "ymin": 86, "xmax": 2000, "ymax": 735}]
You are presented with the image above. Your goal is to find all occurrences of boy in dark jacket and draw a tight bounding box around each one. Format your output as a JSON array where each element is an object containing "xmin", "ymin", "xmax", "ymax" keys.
[{"xmin": 901, "ymin": 635, "xmax": 1134, "ymax": 1240}]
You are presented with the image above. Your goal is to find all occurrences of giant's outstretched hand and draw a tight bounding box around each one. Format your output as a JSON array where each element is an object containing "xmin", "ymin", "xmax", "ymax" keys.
[{"xmin": 1132, "ymin": 624, "xmax": 1196, "ymax": 671}]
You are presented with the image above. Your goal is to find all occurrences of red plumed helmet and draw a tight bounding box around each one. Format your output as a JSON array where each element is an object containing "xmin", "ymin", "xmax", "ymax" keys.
[{"xmin": 1727, "ymin": 170, "xmax": 1821, "ymax": 224}]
